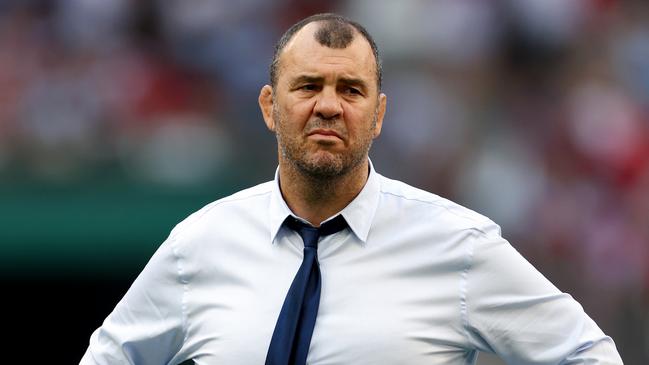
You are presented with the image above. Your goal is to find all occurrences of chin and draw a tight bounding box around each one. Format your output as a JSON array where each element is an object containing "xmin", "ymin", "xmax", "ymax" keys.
[{"xmin": 299, "ymin": 152, "xmax": 345, "ymax": 178}]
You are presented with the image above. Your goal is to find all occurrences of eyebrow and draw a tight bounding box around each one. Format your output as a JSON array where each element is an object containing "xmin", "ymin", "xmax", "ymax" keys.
[
  {"xmin": 290, "ymin": 75, "xmax": 324, "ymax": 87},
  {"xmin": 339, "ymin": 77, "xmax": 368, "ymax": 91},
  {"xmin": 289, "ymin": 75, "xmax": 370, "ymax": 91}
]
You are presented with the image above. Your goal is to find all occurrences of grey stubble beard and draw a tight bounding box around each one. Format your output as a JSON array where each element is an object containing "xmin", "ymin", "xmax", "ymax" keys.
[{"xmin": 273, "ymin": 107, "xmax": 375, "ymax": 183}]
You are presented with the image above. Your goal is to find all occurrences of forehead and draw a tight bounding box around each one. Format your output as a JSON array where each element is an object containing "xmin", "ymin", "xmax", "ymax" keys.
[{"xmin": 279, "ymin": 22, "xmax": 376, "ymax": 84}]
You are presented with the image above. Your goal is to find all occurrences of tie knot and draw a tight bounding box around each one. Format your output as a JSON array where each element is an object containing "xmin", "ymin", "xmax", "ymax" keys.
[{"xmin": 284, "ymin": 215, "xmax": 348, "ymax": 249}]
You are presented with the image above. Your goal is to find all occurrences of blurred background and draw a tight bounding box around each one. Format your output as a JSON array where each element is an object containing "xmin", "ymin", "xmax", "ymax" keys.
[{"xmin": 1, "ymin": 0, "xmax": 647, "ymax": 363}]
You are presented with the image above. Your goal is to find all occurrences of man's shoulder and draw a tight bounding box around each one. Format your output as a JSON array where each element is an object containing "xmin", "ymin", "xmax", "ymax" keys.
[
  {"xmin": 377, "ymin": 174, "xmax": 500, "ymax": 236},
  {"xmin": 169, "ymin": 180, "xmax": 274, "ymax": 238},
  {"xmin": 199, "ymin": 179, "xmax": 274, "ymax": 213},
  {"xmin": 217, "ymin": 180, "xmax": 276, "ymax": 205}
]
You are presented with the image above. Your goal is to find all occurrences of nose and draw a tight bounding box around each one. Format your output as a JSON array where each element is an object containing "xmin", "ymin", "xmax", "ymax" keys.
[{"xmin": 314, "ymin": 87, "xmax": 343, "ymax": 120}]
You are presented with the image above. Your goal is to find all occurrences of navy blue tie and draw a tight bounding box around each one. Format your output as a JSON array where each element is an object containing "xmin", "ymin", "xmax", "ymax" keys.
[{"xmin": 265, "ymin": 215, "xmax": 348, "ymax": 365}]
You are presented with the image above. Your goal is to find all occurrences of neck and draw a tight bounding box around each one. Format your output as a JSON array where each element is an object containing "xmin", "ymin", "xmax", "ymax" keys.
[{"xmin": 278, "ymin": 158, "xmax": 369, "ymax": 227}]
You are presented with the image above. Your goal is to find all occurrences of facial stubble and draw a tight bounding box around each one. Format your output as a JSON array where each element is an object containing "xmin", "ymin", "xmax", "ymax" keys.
[{"xmin": 273, "ymin": 106, "xmax": 377, "ymax": 181}]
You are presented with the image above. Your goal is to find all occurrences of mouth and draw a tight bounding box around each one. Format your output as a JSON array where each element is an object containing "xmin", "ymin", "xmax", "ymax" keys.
[{"xmin": 308, "ymin": 129, "xmax": 343, "ymax": 140}]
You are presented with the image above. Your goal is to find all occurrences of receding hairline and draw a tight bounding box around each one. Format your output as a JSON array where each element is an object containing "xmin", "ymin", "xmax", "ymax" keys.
[
  {"xmin": 281, "ymin": 21, "xmax": 370, "ymax": 63},
  {"xmin": 285, "ymin": 20, "xmax": 355, "ymax": 49},
  {"xmin": 269, "ymin": 14, "xmax": 382, "ymax": 90}
]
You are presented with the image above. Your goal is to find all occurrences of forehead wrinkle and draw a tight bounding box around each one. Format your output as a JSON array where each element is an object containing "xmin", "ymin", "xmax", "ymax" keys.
[
  {"xmin": 287, "ymin": 55, "xmax": 366, "ymax": 76},
  {"xmin": 293, "ymin": 52, "xmax": 372, "ymax": 74},
  {"xmin": 289, "ymin": 69, "xmax": 369, "ymax": 84}
]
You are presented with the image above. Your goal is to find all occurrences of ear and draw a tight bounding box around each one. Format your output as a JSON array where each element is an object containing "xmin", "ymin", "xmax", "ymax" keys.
[
  {"xmin": 258, "ymin": 85, "xmax": 275, "ymax": 131},
  {"xmin": 373, "ymin": 92, "xmax": 387, "ymax": 138}
]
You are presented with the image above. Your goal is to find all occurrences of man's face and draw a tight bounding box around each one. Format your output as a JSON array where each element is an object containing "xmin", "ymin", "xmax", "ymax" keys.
[{"xmin": 260, "ymin": 22, "xmax": 386, "ymax": 179}]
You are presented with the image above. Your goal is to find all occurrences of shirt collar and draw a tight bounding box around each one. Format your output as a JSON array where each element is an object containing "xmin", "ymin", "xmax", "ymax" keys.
[{"xmin": 268, "ymin": 159, "xmax": 380, "ymax": 245}]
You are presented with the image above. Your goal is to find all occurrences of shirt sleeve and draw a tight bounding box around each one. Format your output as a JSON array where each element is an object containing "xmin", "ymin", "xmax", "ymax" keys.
[
  {"xmin": 462, "ymin": 228, "xmax": 623, "ymax": 364},
  {"xmin": 80, "ymin": 234, "xmax": 187, "ymax": 365}
]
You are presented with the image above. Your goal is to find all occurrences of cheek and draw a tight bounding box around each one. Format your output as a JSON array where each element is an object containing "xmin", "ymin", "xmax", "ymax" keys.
[
  {"xmin": 279, "ymin": 100, "xmax": 314, "ymax": 128},
  {"xmin": 343, "ymin": 105, "xmax": 375, "ymax": 135}
]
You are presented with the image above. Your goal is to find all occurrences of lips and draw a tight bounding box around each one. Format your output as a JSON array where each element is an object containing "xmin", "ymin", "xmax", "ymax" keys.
[{"xmin": 308, "ymin": 129, "xmax": 343, "ymax": 139}]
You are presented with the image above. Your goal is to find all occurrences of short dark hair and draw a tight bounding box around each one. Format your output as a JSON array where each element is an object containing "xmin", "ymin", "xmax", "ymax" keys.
[{"xmin": 269, "ymin": 13, "xmax": 382, "ymax": 90}]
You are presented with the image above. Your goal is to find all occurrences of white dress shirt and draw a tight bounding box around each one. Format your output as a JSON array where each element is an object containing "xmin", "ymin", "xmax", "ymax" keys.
[{"xmin": 81, "ymin": 162, "xmax": 623, "ymax": 365}]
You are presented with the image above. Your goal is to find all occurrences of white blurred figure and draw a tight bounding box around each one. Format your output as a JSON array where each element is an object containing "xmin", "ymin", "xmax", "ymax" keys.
[
  {"xmin": 568, "ymin": 77, "xmax": 645, "ymax": 179},
  {"xmin": 156, "ymin": 0, "xmax": 277, "ymax": 95},
  {"xmin": 377, "ymin": 69, "xmax": 470, "ymax": 185},
  {"xmin": 342, "ymin": 0, "xmax": 498, "ymax": 66},
  {"xmin": 18, "ymin": 54, "xmax": 105, "ymax": 180},
  {"xmin": 120, "ymin": 116, "xmax": 232, "ymax": 187},
  {"xmin": 55, "ymin": 0, "xmax": 133, "ymax": 51},
  {"xmin": 456, "ymin": 130, "xmax": 547, "ymax": 238}
]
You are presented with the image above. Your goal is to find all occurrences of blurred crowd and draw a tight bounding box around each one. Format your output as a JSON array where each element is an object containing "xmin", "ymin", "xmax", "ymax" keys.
[{"xmin": 0, "ymin": 0, "xmax": 647, "ymax": 362}]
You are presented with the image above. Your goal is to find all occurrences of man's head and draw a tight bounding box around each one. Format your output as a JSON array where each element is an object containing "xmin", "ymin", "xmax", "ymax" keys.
[{"xmin": 259, "ymin": 13, "xmax": 387, "ymax": 180}]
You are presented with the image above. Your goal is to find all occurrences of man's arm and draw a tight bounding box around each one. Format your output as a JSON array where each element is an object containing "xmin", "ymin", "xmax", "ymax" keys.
[
  {"xmin": 462, "ymin": 228, "xmax": 623, "ymax": 364},
  {"xmin": 80, "ymin": 235, "xmax": 187, "ymax": 365}
]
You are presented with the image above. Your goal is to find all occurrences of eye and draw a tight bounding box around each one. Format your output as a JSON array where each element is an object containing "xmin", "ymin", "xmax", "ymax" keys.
[
  {"xmin": 299, "ymin": 84, "xmax": 318, "ymax": 91},
  {"xmin": 344, "ymin": 86, "xmax": 362, "ymax": 96}
]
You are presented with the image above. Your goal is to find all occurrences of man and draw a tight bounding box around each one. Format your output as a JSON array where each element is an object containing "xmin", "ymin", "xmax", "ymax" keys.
[{"xmin": 81, "ymin": 13, "xmax": 623, "ymax": 365}]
